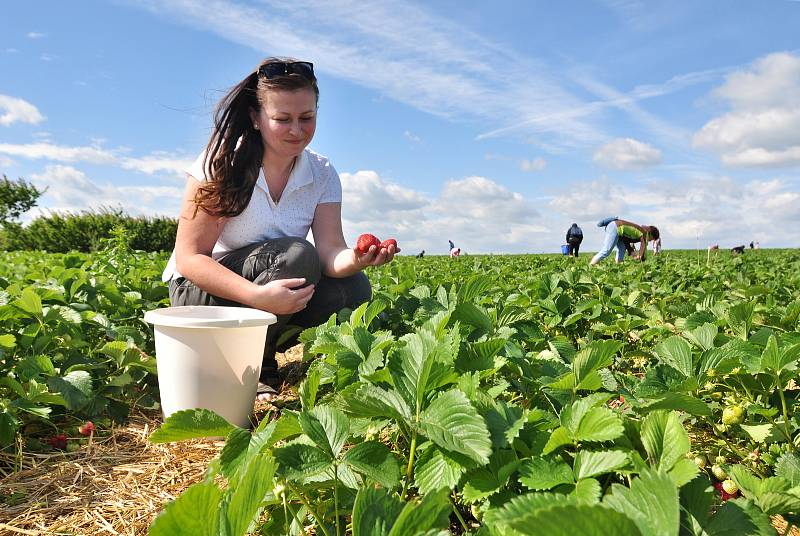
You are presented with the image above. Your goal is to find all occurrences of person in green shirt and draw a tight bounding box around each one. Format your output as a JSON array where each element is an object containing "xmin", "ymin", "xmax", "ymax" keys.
[{"xmin": 590, "ymin": 217, "xmax": 659, "ymax": 265}]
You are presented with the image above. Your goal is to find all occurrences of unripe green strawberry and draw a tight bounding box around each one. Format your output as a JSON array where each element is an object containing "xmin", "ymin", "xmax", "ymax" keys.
[
  {"xmin": 470, "ymin": 503, "xmax": 484, "ymax": 522},
  {"xmin": 711, "ymin": 464, "xmax": 727, "ymax": 481},
  {"xmin": 722, "ymin": 405, "xmax": 745, "ymax": 425},
  {"xmin": 710, "ymin": 392, "xmax": 723, "ymax": 401},
  {"xmin": 715, "ymin": 456, "xmax": 726, "ymax": 465},
  {"xmin": 693, "ymin": 455, "xmax": 707, "ymax": 469},
  {"xmin": 721, "ymin": 479, "xmax": 738, "ymax": 494}
]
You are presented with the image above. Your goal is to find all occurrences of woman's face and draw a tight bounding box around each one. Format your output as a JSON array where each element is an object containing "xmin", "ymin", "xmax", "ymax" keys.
[{"xmin": 252, "ymin": 88, "xmax": 317, "ymax": 160}]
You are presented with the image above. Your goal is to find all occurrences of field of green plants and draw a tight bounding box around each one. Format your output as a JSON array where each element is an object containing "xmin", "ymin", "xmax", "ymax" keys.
[{"xmin": 2, "ymin": 245, "xmax": 800, "ymax": 535}]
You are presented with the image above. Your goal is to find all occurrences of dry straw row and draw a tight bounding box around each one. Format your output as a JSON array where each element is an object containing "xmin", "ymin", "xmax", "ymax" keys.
[{"xmin": 0, "ymin": 409, "xmax": 222, "ymax": 535}]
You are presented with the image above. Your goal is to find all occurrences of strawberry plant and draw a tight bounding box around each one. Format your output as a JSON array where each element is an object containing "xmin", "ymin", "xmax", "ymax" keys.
[
  {"xmin": 0, "ymin": 238, "xmax": 167, "ymax": 459},
  {"xmin": 144, "ymin": 249, "xmax": 800, "ymax": 534}
]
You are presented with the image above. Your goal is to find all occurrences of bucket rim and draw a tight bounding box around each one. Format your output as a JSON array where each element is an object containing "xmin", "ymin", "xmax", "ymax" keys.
[{"xmin": 144, "ymin": 305, "xmax": 277, "ymax": 328}]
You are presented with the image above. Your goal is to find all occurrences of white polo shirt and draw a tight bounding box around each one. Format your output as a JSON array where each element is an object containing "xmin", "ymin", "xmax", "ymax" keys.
[{"xmin": 161, "ymin": 147, "xmax": 342, "ymax": 282}]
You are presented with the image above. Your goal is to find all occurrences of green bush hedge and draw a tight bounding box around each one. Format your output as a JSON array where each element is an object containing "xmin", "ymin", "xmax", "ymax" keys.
[{"xmin": 1, "ymin": 208, "xmax": 177, "ymax": 252}]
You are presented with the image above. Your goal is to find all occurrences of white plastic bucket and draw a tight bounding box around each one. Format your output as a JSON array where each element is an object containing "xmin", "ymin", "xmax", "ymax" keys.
[{"xmin": 144, "ymin": 306, "xmax": 277, "ymax": 428}]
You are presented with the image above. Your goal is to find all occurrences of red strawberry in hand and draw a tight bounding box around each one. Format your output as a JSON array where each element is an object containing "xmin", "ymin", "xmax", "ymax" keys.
[
  {"xmin": 380, "ymin": 238, "xmax": 398, "ymax": 250},
  {"xmin": 47, "ymin": 434, "xmax": 68, "ymax": 450},
  {"xmin": 78, "ymin": 421, "xmax": 95, "ymax": 436},
  {"xmin": 356, "ymin": 233, "xmax": 381, "ymax": 254}
]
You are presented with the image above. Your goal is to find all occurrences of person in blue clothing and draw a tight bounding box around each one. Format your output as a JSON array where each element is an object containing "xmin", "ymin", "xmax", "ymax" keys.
[
  {"xmin": 590, "ymin": 217, "xmax": 659, "ymax": 265},
  {"xmin": 565, "ymin": 223, "xmax": 583, "ymax": 257}
]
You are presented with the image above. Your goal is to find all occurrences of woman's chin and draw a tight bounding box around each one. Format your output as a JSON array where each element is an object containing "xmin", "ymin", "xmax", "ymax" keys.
[{"xmin": 284, "ymin": 143, "xmax": 307, "ymax": 155}]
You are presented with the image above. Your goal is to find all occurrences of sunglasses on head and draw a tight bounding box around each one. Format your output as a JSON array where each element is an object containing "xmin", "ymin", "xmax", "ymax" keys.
[{"xmin": 258, "ymin": 61, "xmax": 315, "ymax": 81}]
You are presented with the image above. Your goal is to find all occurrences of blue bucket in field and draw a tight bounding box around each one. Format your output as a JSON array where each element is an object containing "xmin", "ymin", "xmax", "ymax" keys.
[{"xmin": 561, "ymin": 244, "xmax": 569, "ymax": 255}]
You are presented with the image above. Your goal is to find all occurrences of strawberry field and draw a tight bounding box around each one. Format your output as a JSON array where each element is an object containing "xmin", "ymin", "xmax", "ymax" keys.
[{"xmin": 3, "ymin": 246, "xmax": 800, "ymax": 535}]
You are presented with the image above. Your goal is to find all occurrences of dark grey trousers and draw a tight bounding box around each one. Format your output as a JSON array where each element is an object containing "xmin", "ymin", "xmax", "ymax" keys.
[{"xmin": 168, "ymin": 237, "xmax": 371, "ymax": 382}]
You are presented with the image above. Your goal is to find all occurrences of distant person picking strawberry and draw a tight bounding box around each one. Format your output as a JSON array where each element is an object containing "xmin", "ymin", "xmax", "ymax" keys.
[{"xmin": 590, "ymin": 217, "xmax": 659, "ymax": 265}]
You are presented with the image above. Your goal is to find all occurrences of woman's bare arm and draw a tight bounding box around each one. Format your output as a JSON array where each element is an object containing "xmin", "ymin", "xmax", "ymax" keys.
[{"xmin": 174, "ymin": 178, "xmax": 312, "ymax": 314}]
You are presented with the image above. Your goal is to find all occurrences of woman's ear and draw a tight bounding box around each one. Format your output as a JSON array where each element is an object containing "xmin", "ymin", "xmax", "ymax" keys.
[{"xmin": 249, "ymin": 108, "xmax": 259, "ymax": 130}]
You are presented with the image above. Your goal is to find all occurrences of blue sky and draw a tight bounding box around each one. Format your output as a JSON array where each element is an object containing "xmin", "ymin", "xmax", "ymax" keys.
[{"xmin": 2, "ymin": 0, "xmax": 799, "ymax": 254}]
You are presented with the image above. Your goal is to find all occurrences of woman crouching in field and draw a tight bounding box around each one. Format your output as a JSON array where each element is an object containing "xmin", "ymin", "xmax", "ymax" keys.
[
  {"xmin": 161, "ymin": 58, "xmax": 398, "ymax": 399},
  {"xmin": 590, "ymin": 217, "xmax": 659, "ymax": 266}
]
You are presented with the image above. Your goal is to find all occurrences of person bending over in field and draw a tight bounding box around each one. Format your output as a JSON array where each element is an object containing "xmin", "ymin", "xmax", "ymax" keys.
[
  {"xmin": 590, "ymin": 217, "xmax": 659, "ymax": 265},
  {"xmin": 161, "ymin": 57, "xmax": 399, "ymax": 400},
  {"xmin": 651, "ymin": 235, "xmax": 662, "ymax": 255}
]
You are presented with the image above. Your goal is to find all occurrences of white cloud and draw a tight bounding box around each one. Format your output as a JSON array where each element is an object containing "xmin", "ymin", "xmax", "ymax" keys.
[
  {"xmin": 28, "ymin": 165, "xmax": 183, "ymax": 219},
  {"xmin": 520, "ymin": 157, "xmax": 546, "ymax": 172},
  {"xmin": 549, "ymin": 179, "xmax": 628, "ymax": 221},
  {"xmin": 549, "ymin": 174, "xmax": 800, "ymax": 249},
  {"xmin": 404, "ymin": 130, "xmax": 422, "ymax": 144},
  {"xmin": 121, "ymin": 153, "xmax": 194, "ymax": 180},
  {"xmin": 0, "ymin": 141, "xmax": 192, "ymax": 180},
  {"xmin": 26, "ymin": 32, "xmax": 45, "ymax": 39},
  {"xmin": 40, "ymin": 53, "xmax": 56, "ymax": 62},
  {"xmin": 339, "ymin": 170, "xmax": 543, "ymax": 254},
  {"xmin": 0, "ymin": 142, "xmax": 117, "ymax": 164},
  {"xmin": 693, "ymin": 52, "xmax": 800, "ymax": 168},
  {"xmin": 0, "ymin": 95, "xmax": 46, "ymax": 126},
  {"xmin": 340, "ymin": 170, "xmax": 429, "ymax": 220},
  {"xmin": 593, "ymin": 138, "xmax": 662, "ymax": 170},
  {"xmin": 0, "ymin": 155, "xmax": 14, "ymax": 168}
]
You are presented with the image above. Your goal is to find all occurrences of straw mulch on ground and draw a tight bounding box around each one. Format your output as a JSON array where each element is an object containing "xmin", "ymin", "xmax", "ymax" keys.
[{"xmin": 0, "ymin": 345, "xmax": 306, "ymax": 536}]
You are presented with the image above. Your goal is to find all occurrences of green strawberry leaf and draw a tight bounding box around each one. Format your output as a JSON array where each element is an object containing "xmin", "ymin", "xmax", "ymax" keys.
[
  {"xmin": 419, "ymin": 389, "xmax": 492, "ymax": 464},
  {"xmin": 149, "ymin": 408, "xmax": 236, "ymax": 443}
]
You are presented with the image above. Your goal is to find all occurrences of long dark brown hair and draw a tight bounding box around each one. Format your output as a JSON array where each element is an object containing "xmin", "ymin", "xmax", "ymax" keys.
[{"xmin": 193, "ymin": 57, "xmax": 319, "ymax": 217}]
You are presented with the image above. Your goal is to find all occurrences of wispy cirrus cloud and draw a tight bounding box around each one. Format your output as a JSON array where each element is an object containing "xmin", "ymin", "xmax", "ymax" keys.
[
  {"xmin": 125, "ymin": 0, "xmax": 603, "ymax": 148},
  {"xmin": 124, "ymin": 0, "xmax": 733, "ymax": 155}
]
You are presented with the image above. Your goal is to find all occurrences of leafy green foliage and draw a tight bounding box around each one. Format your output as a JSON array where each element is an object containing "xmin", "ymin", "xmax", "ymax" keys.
[
  {"xmin": 6, "ymin": 247, "xmax": 800, "ymax": 534},
  {"xmin": 0, "ymin": 245, "xmax": 167, "ymax": 449},
  {"xmin": 6, "ymin": 207, "xmax": 177, "ymax": 252}
]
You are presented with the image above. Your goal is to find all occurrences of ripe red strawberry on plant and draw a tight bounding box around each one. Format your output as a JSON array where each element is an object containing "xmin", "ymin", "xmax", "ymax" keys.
[
  {"xmin": 78, "ymin": 421, "xmax": 95, "ymax": 436},
  {"xmin": 355, "ymin": 233, "xmax": 381, "ymax": 254},
  {"xmin": 47, "ymin": 434, "xmax": 68, "ymax": 450}
]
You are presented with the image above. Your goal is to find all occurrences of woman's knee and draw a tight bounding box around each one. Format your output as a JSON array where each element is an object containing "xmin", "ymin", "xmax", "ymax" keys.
[
  {"xmin": 282, "ymin": 238, "xmax": 321, "ymax": 278},
  {"xmin": 250, "ymin": 237, "xmax": 321, "ymax": 284}
]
